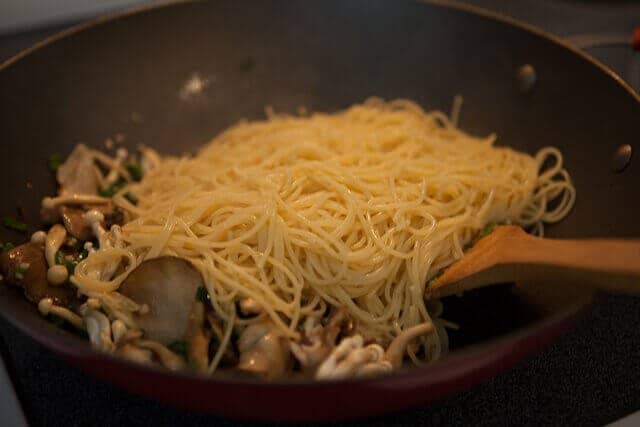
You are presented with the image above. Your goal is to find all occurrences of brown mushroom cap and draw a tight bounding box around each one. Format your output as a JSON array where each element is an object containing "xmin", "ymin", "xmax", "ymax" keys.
[
  {"xmin": 0, "ymin": 242, "xmax": 76, "ymax": 307},
  {"xmin": 61, "ymin": 203, "xmax": 124, "ymax": 241},
  {"xmin": 237, "ymin": 320, "xmax": 291, "ymax": 380},
  {"xmin": 119, "ymin": 256, "xmax": 204, "ymax": 344}
]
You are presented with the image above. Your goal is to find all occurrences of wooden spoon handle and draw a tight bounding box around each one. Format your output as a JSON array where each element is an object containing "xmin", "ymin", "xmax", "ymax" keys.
[
  {"xmin": 501, "ymin": 232, "xmax": 640, "ymax": 295},
  {"xmin": 425, "ymin": 226, "xmax": 640, "ymax": 300}
]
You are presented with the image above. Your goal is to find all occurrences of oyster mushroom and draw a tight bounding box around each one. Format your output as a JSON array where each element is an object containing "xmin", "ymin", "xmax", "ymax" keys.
[
  {"xmin": 117, "ymin": 329, "xmax": 144, "ymax": 346},
  {"xmin": 385, "ymin": 322, "xmax": 435, "ymax": 369},
  {"xmin": 56, "ymin": 144, "xmax": 100, "ymax": 196},
  {"xmin": 83, "ymin": 309, "xmax": 115, "ymax": 353},
  {"xmin": 117, "ymin": 343, "xmax": 154, "ymax": 365},
  {"xmin": 184, "ymin": 301, "xmax": 210, "ymax": 373},
  {"xmin": 238, "ymin": 298, "xmax": 262, "ymax": 316},
  {"xmin": 119, "ymin": 257, "xmax": 204, "ymax": 344},
  {"xmin": 316, "ymin": 335, "xmax": 392, "ymax": 380},
  {"xmin": 111, "ymin": 319, "xmax": 128, "ymax": 344},
  {"xmin": 290, "ymin": 308, "xmax": 351, "ymax": 375},
  {"xmin": 134, "ymin": 340, "xmax": 186, "ymax": 371},
  {"xmin": 0, "ymin": 242, "xmax": 76, "ymax": 306},
  {"xmin": 237, "ymin": 320, "xmax": 290, "ymax": 380}
]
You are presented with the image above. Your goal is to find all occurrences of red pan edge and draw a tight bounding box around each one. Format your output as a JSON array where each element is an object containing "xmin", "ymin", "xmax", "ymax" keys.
[
  {"xmin": 54, "ymin": 302, "xmax": 590, "ymax": 422},
  {"xmin": 0, "ymin": 0, "xmax": 628, "ymax": 421}
]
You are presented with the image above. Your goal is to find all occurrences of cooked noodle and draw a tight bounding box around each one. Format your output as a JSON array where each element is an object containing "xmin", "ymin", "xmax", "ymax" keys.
[{"xmin": 71, "ymin": 98, "xmax": 575, "ymax": 370}]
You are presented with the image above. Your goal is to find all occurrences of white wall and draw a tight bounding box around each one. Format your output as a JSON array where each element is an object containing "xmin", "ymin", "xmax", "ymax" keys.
[{"xmin": 0, "ymin": 0, "xmax": 152, "ymax": 35}]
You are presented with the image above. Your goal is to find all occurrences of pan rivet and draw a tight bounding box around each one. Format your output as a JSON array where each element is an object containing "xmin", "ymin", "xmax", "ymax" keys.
[
  {"xmin": 516, "ymin": 64, "xmax": 536, "ymax": 94},
  {"xmin": 612, "ymin": 144, "xmax": 632, "ymax": 173}
]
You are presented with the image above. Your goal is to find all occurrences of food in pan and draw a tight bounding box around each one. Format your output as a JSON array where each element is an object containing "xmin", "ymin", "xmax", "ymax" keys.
[{"xmin": 0, "ymin": 98, "xmax": 575, "ymax": 380}]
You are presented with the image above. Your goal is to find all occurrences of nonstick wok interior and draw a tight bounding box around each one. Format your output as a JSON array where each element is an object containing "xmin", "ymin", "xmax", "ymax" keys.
[{"xmin": 0, "ymin": 0, "xmax": 638, "ymax": 420}]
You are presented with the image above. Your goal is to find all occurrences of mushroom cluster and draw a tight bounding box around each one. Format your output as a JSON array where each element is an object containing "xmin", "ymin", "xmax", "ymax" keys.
[{"xmin": 0, "ymin": 143, "xmax": 445, "ymax": 380}]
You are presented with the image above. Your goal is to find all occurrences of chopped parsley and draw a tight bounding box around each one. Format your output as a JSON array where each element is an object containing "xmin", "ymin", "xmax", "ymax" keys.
[
  {"xmin": 168, "ymin": 340, "xmax": 188, "ymax": 357},
  {"xmin": 126, "ymin": 163, "xmax": 143, "ymax": 182},
  {"xmin": 55, "ymin": 250, "xmax": 79, "ymax": 274},
  {"xmin": 48, "ymin": 154, "xmax": 63, "ymax": 172},
  {"xmin": 15, "ymin": 263, "xmax": 29, "ymax": 275},
  {"xmin": 54, "ymin": 250, "xmax": 65, "ymax": 265},
  {"xmin": 195, "ymin": 286, "xmax": 210, "ymax": 302},
  {"xmin": 480, "ymin": 223, "xmax": 497, "ymax": 238},
  {"xmin": 98, "ymin": 180, "xmax": 126, "ymax": 198},
  {"xmin": 0, "ymin": 242, "xmax": 14, "ymax": 253},
  {"xmin": 2, "ymin": 216, "xmax": 27, "ymax": 232},
  {"xmin": 14, "ymin": 262, "xmax": 30, "ymax": 280}
]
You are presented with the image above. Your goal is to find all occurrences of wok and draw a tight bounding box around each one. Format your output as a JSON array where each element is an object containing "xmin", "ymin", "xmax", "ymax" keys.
[{"xmin": 0, "ymin": 0, "xmax": 638, "ymax": 421}]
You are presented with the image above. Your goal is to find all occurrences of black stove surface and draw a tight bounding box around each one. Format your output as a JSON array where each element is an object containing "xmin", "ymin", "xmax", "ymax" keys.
[{"xmin": 1, "ymin": 1, "xmax": 639, "ymax": 426}]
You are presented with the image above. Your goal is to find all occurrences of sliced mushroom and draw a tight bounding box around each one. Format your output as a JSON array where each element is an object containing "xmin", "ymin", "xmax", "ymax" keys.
[
  {"xmin": 61, "ymin": 203, "xmax": 124, "ymax": 241},
  {"xmin": 83, "ymin": 309, "xmax": 115, "ymax": 353},
  {"xmin": 134, "ymin": 339, "xmax": 186, "ymax": 371},
  {"xmin": 117, "ymin": 343, "xmax": 154, "ymax": 365},
  {"xmin": 290, "ymin": 308, "xmax": 352, "ymax": 375},
  {"xmin": 119, "ymin": 257, "xmax": 204, "ymax": 344},
  {"xmin": 238, "ymin": 298, "xmax": 262, "ymax": 317},
  {"xmin": 237, "ymin": 320, "xmax": 291, "ymax": 380},
  {"xmin": 118, "ymin": 329, "xmax": 144, "ymax": 345},
  {"xmin": 184, "ymin": 301, "xmax": 210, "ymax": 373},
  {"xmin": 57, "ymin": 144, "xmax": 100, "ymax": 196},
  {"xmin": 111, "ymin": 319, "xmax": 128, "ymax": 344},
  {"xmin": 315, "ymin": 335, "xmax": 392, "ymax": 380},
  {"xmin": 0, "ymin": 242, "xmax": 76, "ymax": 306},
  {"xmin": 385, "ymin": 322, "xmax": 435, "ymax": 368}
]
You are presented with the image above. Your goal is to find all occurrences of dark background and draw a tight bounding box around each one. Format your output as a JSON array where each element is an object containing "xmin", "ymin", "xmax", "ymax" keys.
[{"xmin": 0, "ymin": 1, "xmax": 639, "ymax": 426}]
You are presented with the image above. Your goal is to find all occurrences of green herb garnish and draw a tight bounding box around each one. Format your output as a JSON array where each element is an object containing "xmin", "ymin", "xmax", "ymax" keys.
[
  {"xmin": 55, "ymin": 250, "xmax": 78, "ymax": 274},
  {"xmin": 80, "ymin": 249, "xmax": 89, "ymax": 260},
  {"xmin": 48, "ymin": 154, "xmax": 63, "ymax": 172},
  {"xmin": 480, "ymin": 223, "xmax": 497, "ymax": 238},
  {"xmin": 2, "ymin": 216, "xmax": 27, "ymax": 232},
  {"xmin": 0, "ymin": 242, "xmax": 14, "ymax": 253},
  {"xmin": 168, "ymin": 340, "xmax": 188, "ymax": 357},
  {"xmin": 195, "ymin": 286, "xmax": 209, "ymax": 302},
  {"xmin": 54, "ymin": 250, "xmax": 65, "ymax": 265},
  {"xmin": 126, "ymin": 163, "xmax": 143, "ymax": 182},
  {"xmin": 15, "ymin": 263, "xmax": 29, "ymax": 275},
  {"xmin": 98, "ymin": 180, "xmax": 126, "ymax": 198}
]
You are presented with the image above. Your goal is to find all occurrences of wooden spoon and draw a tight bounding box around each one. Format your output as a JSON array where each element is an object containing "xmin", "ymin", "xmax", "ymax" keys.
[{"xmin": 424, "ymin": 225, "xmax": 640, "ymax": 300}]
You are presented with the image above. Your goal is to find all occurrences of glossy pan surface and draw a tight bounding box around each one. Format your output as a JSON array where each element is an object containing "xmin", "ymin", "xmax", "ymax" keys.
[{"xmin": 0, "ymin": 0, "xmax": 638, "ymax": 421}]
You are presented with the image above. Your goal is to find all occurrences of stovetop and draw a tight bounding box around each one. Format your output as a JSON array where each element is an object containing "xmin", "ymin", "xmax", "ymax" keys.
[{"xmin": 0, "ymin": 1, "xmax": 639, "ymax": 426}]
